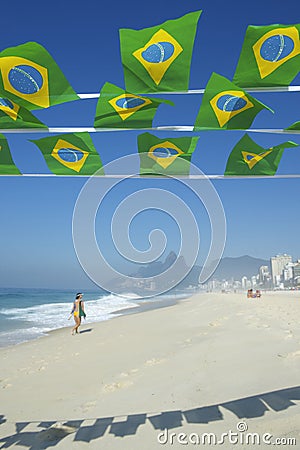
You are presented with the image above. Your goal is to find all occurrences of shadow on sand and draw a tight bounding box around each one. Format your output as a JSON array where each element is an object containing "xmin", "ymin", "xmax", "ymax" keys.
[
  {"xmin": 1, "ymin": 385, "xmax": 299, "ymax": 448},
  {"xmin": 79, "ymin": 328, "xmax": 93, "ymax": 334}
]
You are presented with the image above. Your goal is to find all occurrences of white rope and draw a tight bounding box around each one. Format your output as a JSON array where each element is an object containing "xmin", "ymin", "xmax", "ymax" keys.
[
  {"xmin": 0, "ymin": 126, "xmax": 193, "ymax": 134},
  {"xmin": 2, "ymin": 174, "xmax": 300, "ymax": 179},
  {"xmin": 1, "ymin": 126, "xmax": 299, "ymax": 134},
  {"xmin": 77, "ymin": 85, "xmax": 300, "ymax": 98}
]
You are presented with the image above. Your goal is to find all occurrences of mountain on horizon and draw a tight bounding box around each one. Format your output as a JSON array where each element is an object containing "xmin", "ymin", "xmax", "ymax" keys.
[
  {"xmin": 131, "ymin": 253, "xmax": 269, "ymax": 285},
  {"xmin": 210, "ymin": 255, "xmax": 269, "ymax": 281},
  {"xmin": 110, "ymin": 253, "xmax": 270, "ymax": 293},
  {"xmin": 132, "ymin": 251, "xmax": 179, "ymax": 277}
]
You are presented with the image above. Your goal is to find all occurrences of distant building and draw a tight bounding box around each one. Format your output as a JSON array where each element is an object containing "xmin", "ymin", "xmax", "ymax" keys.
[
  {"xmin": 241, "ymin": 276, "xmax": 248, "ymax": 289},
  {"xmin": 293, "ymin": 261, "xmax": 300, "ymax": 286},
  {"xmin": 283, "ymin": 262, "xmax": 295, "ymax": 286},
  {"xmin": 207, "ymin": 279, "xmax": 220, "ymax": 291},
  {"xmin": 270, "ymin": 254, "xmax": 292, "ymax": 286},
  {"xmin": 204, "ymin": 254, "xmax": 299, "ymax": 292},
  {"xmin": 259, "ymin": 265, "xmax": 269, "ymax": 283},
  {"xmin": 258, "ymin": 265, "xmax": 272, "ymax": 288},
  {"xmin": 251, "ymin": 275, "xmax": 257, "ymax": 287},
  {"xmin": 233, "ymin": 280, "xmax": 241, "ymax": 289}
]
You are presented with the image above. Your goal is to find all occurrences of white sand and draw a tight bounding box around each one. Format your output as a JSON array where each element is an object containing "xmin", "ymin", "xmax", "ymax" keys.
[{"xmin": 0, "ymin": 291, "xmax": 300, "ymax": 449}]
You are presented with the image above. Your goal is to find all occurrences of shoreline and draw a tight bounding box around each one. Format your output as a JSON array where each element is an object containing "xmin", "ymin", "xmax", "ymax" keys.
[
  {"xmin": 110, "ymin": 293, "xmax": 190, "ymax": 316},
  {"xmin": 0, "ymin": 288, "xmax": 296, "ymax": 351},
  {"xmin": 0, "ymin": 289, "xmax": 296, "ymax": 351},
  {"xmin": 0, "ymin": 291, "xmax": 192, "ymax": 350}
]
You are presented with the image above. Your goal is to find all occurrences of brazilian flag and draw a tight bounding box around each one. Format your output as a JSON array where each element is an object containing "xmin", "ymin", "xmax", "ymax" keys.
[
  {"xmin": 225, "ymin": 134, "xmax": 298, "ymax": 176},
  {"xmin": 94, "ymin": 82, "xmax": 173, "ymax": 129},
  {"xmin": 194, "ymin": 73, "xmax": 273, "ymax": 131},
  {"xmin": 233, "ymin": 24, "xmax": 300, "ymax": 87},
  {"xmin": 0, "ymin": 96, "xmax": 47, "ymax": 129},
  {"xmin": 0, "ymin": 42, "xmax": 79, "ymax": 110},
  {"xmin": 138, "ymin": 132, "xmax": 199, "ymax": 176},
  {"xmin": 0, "ymin": 134, "xmax": 21, "ymax": 174},
  {"xmin": 30, "ymin": 133, "xmax": 104, "ymax": 175},
  {"xmin": 119, "ymin": 10, "xmax": 202, "ymax": 93}
]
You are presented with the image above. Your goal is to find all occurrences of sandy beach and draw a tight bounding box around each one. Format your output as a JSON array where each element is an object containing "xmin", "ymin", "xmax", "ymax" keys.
[{"xmin": 0, "ymin": 290, "xmax": 300, "ymax": 449}]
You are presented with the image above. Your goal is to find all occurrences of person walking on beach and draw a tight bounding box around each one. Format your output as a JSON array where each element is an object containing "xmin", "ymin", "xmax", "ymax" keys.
[{"xmin": 70, "ymin": 293, "xmax": 86, "ymax": 335}]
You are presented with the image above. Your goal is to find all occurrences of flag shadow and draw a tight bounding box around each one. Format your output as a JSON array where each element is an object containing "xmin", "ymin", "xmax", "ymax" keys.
[{"xmin": 0, "ymin": 385, "xmax": 299, "ymax": 448}]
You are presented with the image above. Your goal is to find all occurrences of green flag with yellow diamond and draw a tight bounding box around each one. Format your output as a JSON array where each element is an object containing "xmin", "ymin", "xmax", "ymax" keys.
[
  {"xmin": 0, "ymin": 41, "xmax": 79, "ymax": 110},
  {"xmin": 30, "ymin": 133, "xmax": 104, "ymax": 175},
  {"xmin": 0, "ymin": 133, "xmax": 21, "ymax": 174},
  {"xmin": 233, "ymin": 24, "xmax": 300, "ymax": 87},
  {"xmin": 94, "ymin": 82, "xmax": 173, "ymax": 129},
  {"xmin": 119, "ymin": 10, "xmax": 202, "ymax": 93},
  {"xmin": 225, "ymin": 134, "xmax": 298, "ymax": 176},
  {"xmin": 194, "ymin": 73, "xmax": 273, "ymax": 131},
  {"xmin": 138, "ymin": 132, "xmax": 199, "ymax": 176},
  {"xmin": 0, "ymin": 96, "xmax": 47, "ymax": 129}
]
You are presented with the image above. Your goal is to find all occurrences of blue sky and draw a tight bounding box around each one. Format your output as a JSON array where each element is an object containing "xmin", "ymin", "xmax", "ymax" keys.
[{"xmin": 1, "ymin": 0, "xmax": 300, "ymax": 289}]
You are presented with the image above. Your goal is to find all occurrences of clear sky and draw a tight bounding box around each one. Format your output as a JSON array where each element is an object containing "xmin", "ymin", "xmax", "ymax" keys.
[{"xmin": 1, "ymin": 0, "xmax": 300, "ymax": 289}]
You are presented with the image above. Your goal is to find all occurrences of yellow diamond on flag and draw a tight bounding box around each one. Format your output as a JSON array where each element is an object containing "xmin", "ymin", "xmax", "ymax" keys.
[
  {"xmin": 133, "ymin": 29, "xmax": 183, "ymax": 86},
  {"xmin": 108, "ymin": 93, "xmax": 152, "ymax": 121},
  {"xmin": 148, "ymin": 140, "xmax": 184, "ymax": 169},
  {"xmin": 0, "ymin": 56, "xmax": 49, "ymax": 108},
  {"xmin": 0, "ymin": 97, "xmax": 20, "ymax": 121},
  {"xmin": 242, "ymin": 149, "xmax": 272, "ymax": 169},
  {"xmin": 252, "ymin": 27, "xmax": 300, "ymax": 79},
  {"xmin": 51, "ymin": 139, "xmax": 89, "ymax": 172},
  {"xmin": 210, "ymin": 90, "xmax": 254, "ymax": 128}
]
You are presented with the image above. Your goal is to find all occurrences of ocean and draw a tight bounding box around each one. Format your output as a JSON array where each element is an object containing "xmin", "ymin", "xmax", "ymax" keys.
[{"xmin": 0, "ymin": 287, "xmax": 193, "ymax": 348}]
